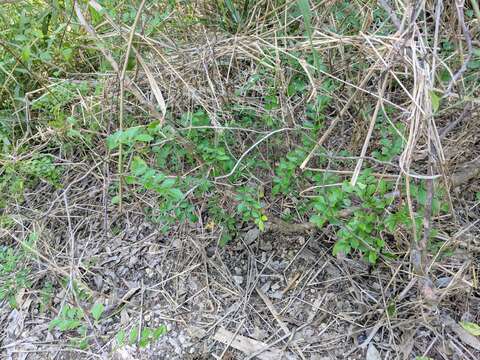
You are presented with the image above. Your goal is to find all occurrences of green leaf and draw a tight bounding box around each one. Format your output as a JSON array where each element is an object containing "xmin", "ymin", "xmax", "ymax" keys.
[
  {"xmin": 257, "ymin": 220, "xmax": 265, "ymax": 231},
  {"xmin": 134, "ymin": 134, "xmax": 154, "ymax": 142},
  {"xmin": 62, "ymin": 48, "xmax": 73, "ymax": 61},
  {"xmin": 161, "ymin": 178, "xmax": 176, "ymax": 189},
  {"xmin": 153, "ymin": 325, "xmax": 167, "ymax": 340},
  {"xmin": 219, "ymin": 233, "xmax": 230, "ymax": 247},
  {"xmin": 39, "ymin": 51, "xmax": 52, "ymax": 62},
  {"xmin": 297, "ymin": 0, "xmax": 313, "ymax": 39},
  {"xmin": 106, "ymin": 132, "xmax": 122, "ymax": 150},
  {"xmin": 310, "ymin": 214, "xmax": 326, "ymax": 227},
  {"xmin": 131, "ymin": 157, "xmax": 148, "ymax": 176},
  {"xmin": 116, "ymin": 329, "xmax": 126, "ymax": 347},
  {"xmin": 460, "ymin": 321, "xmax": 480, "ymax": 336},
  {"xmin": 168, "ymin": 188, "xmax": 184, "ymax": 201},
  {"xmin": 430, "ymin": 91, "xmax": 440, "ymax": 113},
  {"xmin": 91, "ymin": 302, "xmax": 104, "ymax": 321},
  {"xmin": 129, "ymin": 327, "xmax": 139, "ymax": 345},
  {"xmin": 21, "ymin": 47, "xmax": 31, "ymax": 62},
  {"xmin": 333, "ymin": 240, "xmax": 350, "ymax": 256},
  {"xmin": 139, "ymin": 328, "xmax": 152, "ymax": 348},
  {"xmin": 225, "ymin": 0, "xmax": 241, "ymax": 25}
]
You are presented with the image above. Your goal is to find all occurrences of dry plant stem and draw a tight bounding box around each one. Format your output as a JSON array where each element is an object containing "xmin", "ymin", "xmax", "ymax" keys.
[
  {"xmin": 255, "ymin": 286, "xmax": 306, "ymax": 360},
  {"xmin": 350, "ymin": 75, "xmax": 389, "ymax": 186},
  {"xmin": 471, "ymin": 0, "xmax": 480, "ymax": 22},
  {"xmin": 215, "ymin": 127, "xmax": 294, "ymax": 180},
  {"xmin": 300, "ymin": 60, "xmax": 381, "ymax": 170},
  {"xmin": 117, "ymin": 0, "xmax": 147, "ymax": 210},
  {"xmin": 218, "ymin": 318, "xmax": 246, "ymax": 359},
  {"xmin": 445, "ymin": 0, "xmax": 473, "ymax": 96}
]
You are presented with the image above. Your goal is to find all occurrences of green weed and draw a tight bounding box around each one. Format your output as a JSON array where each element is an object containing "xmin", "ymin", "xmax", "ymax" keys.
[
  {"xmin": 116, "ymin": 324, "xmax": 168, "ymax": 349},
  {"xmin": 0, "ymin": 245, "xmax": 31, "ymax": 308}
]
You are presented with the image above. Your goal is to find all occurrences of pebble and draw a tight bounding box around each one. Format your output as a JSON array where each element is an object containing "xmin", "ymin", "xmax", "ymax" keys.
[
  {"xmin": 232, "ymin": 275, "xmax": 244, "ymax": 285},
  {"xmin": 167, "ymin": 337, "xmax": 182, "ymax": 354},
  {"xmin": 260, "ymin": 241, "xmax": 273, "ymax": 251},
  {"xmin": 270, "ymin": 290, "xmax": 284, "ymax": 299},
  {"xmin": 244, "ymin": 228, "xmax": 260, "ymax": 245},
  {"xmin": 261, "ymin": 281, "xmax": 271, "ymax": 293}
]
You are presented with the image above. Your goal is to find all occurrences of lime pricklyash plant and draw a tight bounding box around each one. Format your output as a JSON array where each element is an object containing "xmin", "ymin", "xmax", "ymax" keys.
[
  {"xmin": 236, "ymin": 186, "xmax": 268, "ymax": 231},
  {"xmin": 0, "ymin": 246, "xmax": 31, "ymax": 308},
  {"xmin": 0, "ymin": 154, "xmax": 62, "ymax": 208},
  {"xmin": 309, "ymin": 170, "xmax": 448, "ymax": 263}
]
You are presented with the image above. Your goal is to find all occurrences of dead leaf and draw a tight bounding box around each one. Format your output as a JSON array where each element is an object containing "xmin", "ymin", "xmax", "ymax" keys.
[{"xmin": 137, "ymin": 56, "xmax": 166, "ymax": 118}]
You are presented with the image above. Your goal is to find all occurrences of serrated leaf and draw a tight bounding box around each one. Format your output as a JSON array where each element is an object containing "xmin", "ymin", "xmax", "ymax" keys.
[{"xmin": 106, "ymin": 131, "xmax": 122, "ymax": 150}]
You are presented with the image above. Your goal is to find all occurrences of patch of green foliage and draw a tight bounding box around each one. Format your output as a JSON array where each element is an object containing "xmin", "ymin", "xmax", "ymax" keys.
[
  {"xmin": 0, "ymin": 245, "xmax": 31, "ymax": 308},
  {"xmin": 116, "ymin": 324, "xmax": 168, "ymax": 349},
  {"xmin": 236, "ymin": 186, "xmax": 268, "ymax": 231},
  {"xmin": 49, "ymin": 297, "xmax": 167, "ymax": 350},
  {"xmin": 0, "ymin": 154, "xmax": 62, "ymax": 207},
  {"xmin": 309, "ymin": 170, "xmax": 448, "ymax": 263}
]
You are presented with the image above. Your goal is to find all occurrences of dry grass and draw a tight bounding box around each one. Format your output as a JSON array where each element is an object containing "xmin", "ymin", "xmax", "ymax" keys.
[{"xmin": 1, "ymin": 0, "xmax": 480, "ymax": 359}]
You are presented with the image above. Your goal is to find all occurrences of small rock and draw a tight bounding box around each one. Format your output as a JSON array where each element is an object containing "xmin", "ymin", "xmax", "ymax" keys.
[
  {"xmin": 259, "ymin": 241, "xmax": 273, "ymax": 251},
  {"xmin": 94, "ymin": 275, "xmax": 103, "ymax": 290},
  {"xmin": 232, "ymin": 276, "xmax": 244, "ymax": 285},
  {"xmin": 270, "ymin": 290, "xmax": 284, "ymax": 299},
  {"xmin": 128, "ymin": 256, "xmax": 138, "ymax": 267},
  {"xmin": 302, "ymin": 327, "xmax": 315, "ymax": 338},
  {"xmin": 436, "ymin": 276, "xmax": 452, "ymax": 288},
  {"xmin": 168, "ymin": 337, "xmax": 182, "ymax": 354},
  {"xmin": 187, "ymin": 326, "xmax": 206, "ymax": 339},
  {"xmin": 146, "ymin": 268, "xmax": 154, "ymax": 278},
  {"xmin": 261, "ymin": 281, "xmax": 271, "ymax": 293},
  {"xmin": 244, "ymin": 228, "xmax": 260, "ymax": 245}
]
